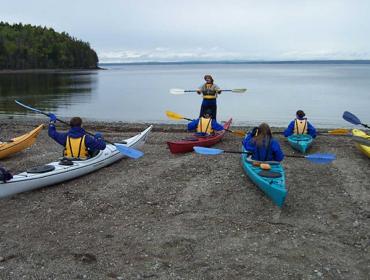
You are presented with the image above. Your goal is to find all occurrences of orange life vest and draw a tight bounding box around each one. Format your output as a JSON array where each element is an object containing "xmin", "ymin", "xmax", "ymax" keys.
[
  {"xmin": 294, "ymin": 119, "xmax": 308, "ymax": 135},
  {"xmin": 64, "ymin": 135, "xmax": 89, "ymax": 159},
  {"xmin": 196, "ymin": 117, "xmax": 213, "ymax": 134}
]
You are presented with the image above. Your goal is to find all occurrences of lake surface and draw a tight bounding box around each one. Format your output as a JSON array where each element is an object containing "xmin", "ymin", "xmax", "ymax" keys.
[{"xmin": 1, "ymin": 63, "xmax": 369, "ymax": 128}]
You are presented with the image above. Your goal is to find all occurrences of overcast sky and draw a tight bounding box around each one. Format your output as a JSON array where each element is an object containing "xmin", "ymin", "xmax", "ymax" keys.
[{"xmin": 1, "ymin": 0, "xmax": 370, "ymax": 62}]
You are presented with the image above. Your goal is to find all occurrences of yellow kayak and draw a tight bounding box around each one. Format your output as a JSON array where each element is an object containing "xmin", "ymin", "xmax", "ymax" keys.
[
  {"xmin": 352, "ymin": 129, "xmax": 370, "ymax": 158},
  {"xmin": 0, "ymin": 124, "xmax": 44, "ymax": 159}
]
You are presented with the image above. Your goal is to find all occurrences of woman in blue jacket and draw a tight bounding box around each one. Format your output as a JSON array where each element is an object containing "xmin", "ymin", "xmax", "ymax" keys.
[{"xmin": 243, "ymin": 123, "xmax": 284, "ymax": 162}]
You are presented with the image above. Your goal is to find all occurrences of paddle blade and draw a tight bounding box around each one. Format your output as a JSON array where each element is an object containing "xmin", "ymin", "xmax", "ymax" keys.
[
  {"xmin": 15, "ymin": 100, "xmax": 45, "ymax": 115},
  {"xmin": 115, "ymin": 144, "xmax": 144, "ymax": 159},
  {"xmin": 165, "ymin": 111, "xmax": 184, "ymax": 120},
  {"xmin": 343, "ymin": 111, "xmax": 361, "ymax": 125},
  {"xmin": 231, "ymin": 130, "xmax": 246, "ymax": 137},
  {"xmin": 328, "ymin": 128, "xmax": 351, "ymax": 135},
  {"xmin": 231, "ymin": 88, "xmax": 247, "ymax": 93},
  {"xmin": 304, "ymin": 153, "xmax": 336, "ymax": 164},
  {"xmin": 193, "ymin": 146, "xmax": 224, "ymax": 155},
  {"xmin": 169, "ymin": 88, "xmax": 186, "ymax": 95}
]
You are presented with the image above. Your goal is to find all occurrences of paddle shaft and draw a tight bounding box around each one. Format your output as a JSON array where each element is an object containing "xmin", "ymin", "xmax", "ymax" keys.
[
  {"xmin": 184, "ymin": 90, "xmax": 232, "ymax": 93},
  {"xmin": 15, "ymin": 101, "xmax": 118, "ymax": 146},
  {"xmin": 222, "ymin": 150, "xmax": 304, "ymax": 158}
]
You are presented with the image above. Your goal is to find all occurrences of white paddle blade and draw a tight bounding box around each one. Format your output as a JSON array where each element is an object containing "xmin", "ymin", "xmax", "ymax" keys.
[
  {"xmin": 169, "ymin": 88, "xmax": 186, "ymax": 95},
  {"xmin": 231, "ymin": 88, "xmax": 247, "ymax": 93}
]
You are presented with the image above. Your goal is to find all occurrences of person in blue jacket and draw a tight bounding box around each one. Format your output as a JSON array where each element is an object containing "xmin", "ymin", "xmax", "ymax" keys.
[
  {"xmin": 243, "ymin": 123, "xmax": 284, "ymax": 162},
  {"xmin": 48, "ymin": 114, "xmax": 106, "ymax": 160},
  {"xmin": 284, "ymin": 110, "xmax": 317, "ymax": 138},
  {"xmin": 187, "ymin": 110, "xmax": 224, "ymax": 136}
]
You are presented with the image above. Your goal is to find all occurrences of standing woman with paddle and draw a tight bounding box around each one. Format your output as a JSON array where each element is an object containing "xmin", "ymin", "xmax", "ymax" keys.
[
  {"xmin": 243, "ymin": 123, "xmax": 284, "ymax": 162},
  {"xmin": 197, "ymin": 75, "xmax": 221, "ymax": 119}
]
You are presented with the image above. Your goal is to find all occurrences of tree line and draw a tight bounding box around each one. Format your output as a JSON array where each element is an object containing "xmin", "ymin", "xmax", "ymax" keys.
[{"xmin": 0, "ymin": 22, "xmax": 99, "ymax": 70}]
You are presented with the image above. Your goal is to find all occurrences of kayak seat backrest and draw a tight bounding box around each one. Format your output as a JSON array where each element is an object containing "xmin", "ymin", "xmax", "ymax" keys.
[
  {"xmin": 258, "ymin": 170, "xmax": 282, "ymax": 178},
  {"xmin": 59, "ymin": 158, "xmax": 74, "ymax": 166},
  {"xmin": 27, "ymin": 165, "xmax": 55, "ymax": 174}
]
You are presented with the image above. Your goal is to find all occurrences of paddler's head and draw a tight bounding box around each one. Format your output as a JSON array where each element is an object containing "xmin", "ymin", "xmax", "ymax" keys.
[
  {"xmin": 253, "ymin": 123, "xmax": 273, "ymax": 146},
  {"xmin": 204, "ymin": 75, "xmax": 214, "ymax": 84},
  {"xmin": 203, "ymin": 109, "xmax": 213, "ymax": 119},
  {"xmin": 296, "ymin": 110, "xmax": 306, "ymax": 119},
  {"xmin": 70, "ymin": 117, "xmax": 83, "ymax": 128}
]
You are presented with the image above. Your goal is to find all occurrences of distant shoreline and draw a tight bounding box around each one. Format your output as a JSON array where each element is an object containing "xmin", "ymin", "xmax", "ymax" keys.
[
  {"xmin": 0, "ymin": 67, "xmax": 105, "ymax": 74},
  {"xmin": 99, "ymin": 59, "xmax": 370, "ymax": 66}
]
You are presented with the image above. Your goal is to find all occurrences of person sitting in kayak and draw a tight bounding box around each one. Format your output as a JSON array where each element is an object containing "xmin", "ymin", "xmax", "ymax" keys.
[
  {"xmin": 196, "ymin": 74, "xmax": 221, "ymax": 119},
  {"xmin": 243, "ymin": 123, "xmax": 284, "ymax": 162},
  {"xmin": 284, "ymin": 110, "xmax": 317, "ymax": 138},
  {"xmin": 48, "ymin": 114, "xmax": 106, "ymax": 160},
  {"xmin": 187, "ymin": 110, "xmax": 224, "ymax": 136}
]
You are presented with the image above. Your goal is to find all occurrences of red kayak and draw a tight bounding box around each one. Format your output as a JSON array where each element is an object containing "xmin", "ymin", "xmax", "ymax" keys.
[{"xmin": 167, "ymin": 118, "xmax": 232, "ymax": 154}]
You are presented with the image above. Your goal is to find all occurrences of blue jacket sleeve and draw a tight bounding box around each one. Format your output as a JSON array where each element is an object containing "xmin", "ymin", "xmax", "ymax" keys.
[
  {"xmin": 284, "ymin": 121, "xmax": 295, "ymax": 137},
  {"xmin": 271, "ymin": 139, "xmax": 284, "ymax": 162},
  {"xmin": 48, "ymin": 124, "xmax": 67, "ymax": 146},
  {"xmin": 187, "ymin": 119, "xmax": 199, "ymax": 131},
  {"xmin": 211, "ymin": 120, "xmax": 224, "ymax": 131},
  {"xmin": 242, "ymin": 133, "xmax": 256, "ymax": 153},
  {"xmin": 84, "ymin": 135, "xmax": 106, "ymax": 151},
  {"xmin": 307, "ymin": 122, "xmax": 317, "ymax": 138}
]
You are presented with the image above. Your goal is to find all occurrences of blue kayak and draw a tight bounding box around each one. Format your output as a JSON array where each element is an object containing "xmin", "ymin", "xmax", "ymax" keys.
[
  {"xmin": 241, "ymin": 148, "xmax": 287, "ymax": 208},
  {"xmin": 287, "ymin": 134, "xmax": 313, "ymax": 153}
]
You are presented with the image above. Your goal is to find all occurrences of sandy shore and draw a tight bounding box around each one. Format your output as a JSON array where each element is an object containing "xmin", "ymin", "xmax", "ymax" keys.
[{"xmin": 0, "ymin": 118, "xmax": 369, "ymax": 279}]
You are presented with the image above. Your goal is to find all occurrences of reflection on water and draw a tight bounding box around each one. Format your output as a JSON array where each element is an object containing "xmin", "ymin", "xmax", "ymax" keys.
[
  {"xmin": 0, "ymin": 71, "xmax": 97, "ymax": 114},
  {"xmin": 0, "ymin": 64, "xmax": 369, "ymax": 128}
]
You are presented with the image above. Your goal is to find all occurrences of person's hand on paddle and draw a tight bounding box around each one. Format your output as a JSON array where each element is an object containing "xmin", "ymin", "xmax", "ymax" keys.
[
  {"xmin": 48, "ymin": 113, "xmax": 57, "ymax": 124},
  {"xmin": 196, "ymin": 89, "xmax": 201, "ymax": 95},
  {"xmin": 94, "ymin": 132, "xmax": 103, "ymax": 140}
]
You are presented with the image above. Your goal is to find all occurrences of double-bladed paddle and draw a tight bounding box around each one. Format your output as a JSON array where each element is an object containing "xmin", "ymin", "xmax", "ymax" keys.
[
  {"xmin": 165, "ymin": 110, "xmax": 246, "ymax": 137},
  {"xmin": 343, "ymin": 111, "xmax": 369, "ymax": 129},
  {"xmin": 170, "ymin": 88, "xmax": 247, "ymax": 95},
  {"xmin": 193, "ymin": 146, "xmax": 336, "ymax": 164},
  {"xmin": 15, "ymin": 100, "xmax": 144, "ymax": 159}
]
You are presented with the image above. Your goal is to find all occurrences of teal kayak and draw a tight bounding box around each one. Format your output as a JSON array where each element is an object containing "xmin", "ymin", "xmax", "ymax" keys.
[
  {"xmin": 287, "ymin": 134, "xmax": 313, "ymax": 153},
  {"xmin": 241, "ymin": 147, "xmax": 287, "ymax": 208}
]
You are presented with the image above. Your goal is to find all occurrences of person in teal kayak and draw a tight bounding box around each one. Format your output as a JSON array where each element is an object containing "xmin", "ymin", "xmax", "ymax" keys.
[
  {"xmin": 187, "ymin": 110, "xmax": 224, "ymax": 136},
  {"xmin": 48, "ymin": 114, "xmax": 106, "ymax": 160},
  {"xmin": 243, "ymin": 123, "xmax": 284, "ymax": 162},
  {"xmin": 196, "ymin": 75, "xmax": 221, "ymax": 119},
  {"xmin": 284, "ymin": 110, "xmax": 317, "ymax": 138}
]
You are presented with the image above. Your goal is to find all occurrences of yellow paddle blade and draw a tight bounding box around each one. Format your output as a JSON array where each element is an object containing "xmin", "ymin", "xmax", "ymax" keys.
[
  {"xmin": 231, "ymin": 130, "xmax": 246, "ymax": 137},
  {"xmin": 328, "ymin": 128, "xmax": 351, "ymax": 135},
  {"xmin": 165, "ymin": 111, "xmax": 184, "ymax": 120}
]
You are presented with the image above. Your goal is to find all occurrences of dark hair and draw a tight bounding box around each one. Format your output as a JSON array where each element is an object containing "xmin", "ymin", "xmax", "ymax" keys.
[
  {"xmin": 253, "ymin": 123, "xmax": 272, "ymax": 147},
  {"xmin": 204, "ymin": 75, "xmax": 214, "ymax": 83},
  {"xmin": 296, "ymin": 110, "xmax": 305, "ymax": 118},
  {"xmin": 203, "ymin": 109, "xmax": 213, "ymax": 118},
  {"xmin": 70, "ymin": 117, "xmax": 82, "ymax": 127}
]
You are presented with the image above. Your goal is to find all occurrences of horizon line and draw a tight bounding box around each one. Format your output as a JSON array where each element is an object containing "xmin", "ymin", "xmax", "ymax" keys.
[{"xmin": 99, "ymin": 59, "xmax": 370, "ymax": 65}]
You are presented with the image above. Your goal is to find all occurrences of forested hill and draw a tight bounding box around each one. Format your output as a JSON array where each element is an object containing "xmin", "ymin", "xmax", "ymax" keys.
[{"xmin": 0, "ymin": 22, "xmax": 98, "ymax": 70}]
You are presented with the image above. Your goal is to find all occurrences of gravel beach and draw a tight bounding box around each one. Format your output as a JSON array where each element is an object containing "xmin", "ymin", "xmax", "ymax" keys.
[{"xmin": 0, "ymin": 118, "xmax": 369, "ymax": 279}]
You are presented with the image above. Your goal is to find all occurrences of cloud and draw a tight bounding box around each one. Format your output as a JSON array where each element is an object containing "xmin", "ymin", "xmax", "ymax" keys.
[
  {"xmin": 98, "ymin": 48, "xmax": 370, "ymax": 63},
  {"xmin": 98, "ymin": 47, "xmax": 244, "ymax": 63}
]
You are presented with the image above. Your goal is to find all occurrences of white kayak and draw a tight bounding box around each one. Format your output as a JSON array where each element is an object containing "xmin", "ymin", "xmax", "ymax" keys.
[{"xmin": 0, "ymin": 125, "xmax": 152, "ymax": 198}]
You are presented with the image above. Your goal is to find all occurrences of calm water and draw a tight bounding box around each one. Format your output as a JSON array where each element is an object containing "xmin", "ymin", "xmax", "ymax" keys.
[{"xmin": 0, "ymin": 63, "xmax": 369, "ymax": 128}]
